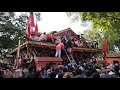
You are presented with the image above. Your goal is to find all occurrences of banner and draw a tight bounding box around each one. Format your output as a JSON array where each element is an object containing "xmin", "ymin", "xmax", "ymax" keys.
[{"xmin": 102, "ymin": 38, "xmax": 107, "ymax": 60}]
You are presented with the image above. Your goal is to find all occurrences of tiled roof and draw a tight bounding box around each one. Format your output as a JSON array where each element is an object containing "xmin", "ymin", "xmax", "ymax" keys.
[{"xmin": 54, "ymin": 28, "xmax": 77, "ymax": 37}]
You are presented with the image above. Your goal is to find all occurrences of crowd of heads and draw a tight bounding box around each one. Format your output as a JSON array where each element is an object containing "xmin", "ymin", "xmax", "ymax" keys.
[{"xmin": 0, "ymin": 59, "xmax": 120, "ymax": 78}]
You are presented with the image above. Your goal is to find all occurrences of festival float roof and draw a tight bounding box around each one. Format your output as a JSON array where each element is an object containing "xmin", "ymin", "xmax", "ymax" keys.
[
  {"xmin": 54, "ymin": 28, "xmax": 78, "ymax": 37},
  {"xmin": 8, "ymin": 41, "xmax": 101, "ymax": 55}
]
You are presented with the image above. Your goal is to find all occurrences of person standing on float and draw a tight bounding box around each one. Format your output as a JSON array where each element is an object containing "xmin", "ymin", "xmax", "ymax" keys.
[
  {"xmin": 65, "ymin": 36, "xmax": 73, "ymax": 55},
  {"xmin": 55, "ymin": 41, "xmax": 64, "ymax": 57}
]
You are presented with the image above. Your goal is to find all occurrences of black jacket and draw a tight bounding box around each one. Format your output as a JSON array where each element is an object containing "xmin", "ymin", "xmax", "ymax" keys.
[
  {"xmin": 66, "ymin": 39, "xmax": 72, "ymax": 48},
  {"xmin": 61, "ymin": 38, "xmax": 66, "ymax": 45}
]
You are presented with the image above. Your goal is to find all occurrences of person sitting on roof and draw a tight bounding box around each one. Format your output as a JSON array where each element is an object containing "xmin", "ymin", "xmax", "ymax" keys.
[
  {"xmin": 33, "ymin": 34, "xmax": 41, "ymax": 42},
  {"xmin": 40, "ymin": 32, "xmax": 47, "ymax": 41},
  {"xmin": 47, "ymin": 33, "xmax": 54, "ymax": 43}
]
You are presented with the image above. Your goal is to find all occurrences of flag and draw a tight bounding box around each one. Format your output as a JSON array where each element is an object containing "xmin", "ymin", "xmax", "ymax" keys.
[
  {"xmin": 103, "ymin": 38, "xmax": 107, "ymax": 46},
  {"xmin": 26, "ymin": 21, "xmax": 31, "ymax": 40},
  {"xmin": 28, "ymin": 12, "xmax": 35, "ymax": 27},
  {"xmin": 34, "ymin": 22, "xmax": 38, "ymax": 36},
  {"xmin": 26, "ymin": 12, "xmax": 35, "ymax": 40},
  {"xmin": 29, "ymin": 12, "xmax": 35, "ymax": 33},
  {"xmin": 102, "ymin": 38, "xmax": 107, "ymax": 60}
]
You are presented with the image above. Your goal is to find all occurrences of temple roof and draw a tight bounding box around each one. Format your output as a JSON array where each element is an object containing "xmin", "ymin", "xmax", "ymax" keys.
[
  {"xmin": 53, "ymin": 28, "xmax": 78, "ymax": 37},
  {"xmin": 8, "ymin": 41, "xmax": 101, "ymax": 55}
]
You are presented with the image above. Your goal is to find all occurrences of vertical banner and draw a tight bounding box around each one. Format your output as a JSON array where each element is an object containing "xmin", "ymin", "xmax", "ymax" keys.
[{"xmin": 102, "ymin": 38, "xmax": 107, "ymax": 60}]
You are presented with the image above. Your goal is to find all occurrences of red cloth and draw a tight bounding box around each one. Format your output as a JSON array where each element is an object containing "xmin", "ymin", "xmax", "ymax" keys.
[
  {"xmin": 28, "ymin": 12, "xmax": 35, "ymax": 27},
  {"xmin": 102, "ymin": 39, "xmax": 107, "ymax": 60},
  {"xmin": 20, "ymin": 55, "xmax": 24, "ymax": 66},
  {"xmin": 26, "ymin": 12, "xmax": 35, "ymax": 40},
  {"xmin": 103, "ymin": 38, "xmax": 107, "ymax": 46},
  {"xmin": 26, "ymin": 22, "xmax": 31, "ymax": 40},
  {"xmin": 34, "ymin": 23, "xmax": 38, "ymax": 36},
  {"xmin": 56, "ymin": 43, "xmax": 64, "ymax": 50},
  {"xmin": 26, "ymin": 22, "xmax": 30, "ymax": 35}
]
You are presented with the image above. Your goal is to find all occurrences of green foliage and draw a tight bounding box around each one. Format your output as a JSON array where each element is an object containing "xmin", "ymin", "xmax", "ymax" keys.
[
  {"xmin": 83, "ymin": 28, "xmax": 103, "ymax": 48},
  {"xmin": 0, "ymin": 12, "xmax": 27, "ymax": 56},
  {"xmin": 66, "ymin": 12, "xmax": 120, "ymax": 51}
]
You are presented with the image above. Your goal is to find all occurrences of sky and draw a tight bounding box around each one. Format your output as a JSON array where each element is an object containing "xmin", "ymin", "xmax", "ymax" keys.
[{"xmin": 16, "ymin": 12, "xmax": 92, "ymax": 34}]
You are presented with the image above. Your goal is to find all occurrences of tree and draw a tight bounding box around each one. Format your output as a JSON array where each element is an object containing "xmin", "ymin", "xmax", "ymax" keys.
[
  {"xmin": 66, "ymin": 12, "xmax": 120, "ymax": 51},
  {"xmin": 0, "ymin": 12, "xmax": 28, "ymax": 56},
  {"xmin": 83, "ymin": 28, "xmax": 103, "ymax": 48}
]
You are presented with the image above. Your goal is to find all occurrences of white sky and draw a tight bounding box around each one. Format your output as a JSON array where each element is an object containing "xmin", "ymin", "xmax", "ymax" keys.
[{"xmin": 15, "ymin": 12, "xmax": 92, "ymax": 34}]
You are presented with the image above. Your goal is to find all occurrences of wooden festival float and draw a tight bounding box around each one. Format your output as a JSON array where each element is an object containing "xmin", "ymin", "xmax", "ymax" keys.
[{"xmin": 7, "ymin": 28, "xmax": 102, "ymax": 68}]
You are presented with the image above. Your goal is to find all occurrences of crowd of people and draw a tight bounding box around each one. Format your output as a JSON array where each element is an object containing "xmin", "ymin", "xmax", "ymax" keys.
[
  {"xmin": 27, "ymin": 31, "xmax": 98, "ymax": 49},
  {"xmin": 0, "ymin": 30, "xmax": 102, "ymax": 78},
  {"xmin": 0, "ymin": 59, "xmax": 120, "ymax": 78},
  {"xmin": 26, "ymin": 31, "xmax": 54, "ymax": 43}
]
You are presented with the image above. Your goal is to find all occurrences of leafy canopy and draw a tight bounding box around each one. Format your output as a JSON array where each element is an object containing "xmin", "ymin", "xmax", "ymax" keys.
[
  {"xmin": 0, "ymin": 12, "xmax": 28, "ymax": 56},
  {"xmin": 66, "ymin": 12, "xmax": 120, "ymax": 51}
]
